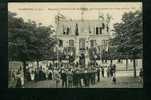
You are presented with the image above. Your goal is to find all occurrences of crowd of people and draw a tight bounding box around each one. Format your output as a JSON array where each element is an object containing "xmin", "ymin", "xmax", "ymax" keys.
[
  {"xmin": 9, "ymin": 61, "xmax": 144, "ymax": 88},
  {"xmin": 10, "ymin": 67, "xmax": 24, "ymax": 88},
  {"xmin": 22, "ymin": 62, "xmax": 117, "ymax": 88}
]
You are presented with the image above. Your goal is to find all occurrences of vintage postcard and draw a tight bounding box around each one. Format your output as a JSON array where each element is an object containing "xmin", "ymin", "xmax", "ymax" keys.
[{"xmin": 8, "ymin": 2, "xmax": 143, "ymax": 88}]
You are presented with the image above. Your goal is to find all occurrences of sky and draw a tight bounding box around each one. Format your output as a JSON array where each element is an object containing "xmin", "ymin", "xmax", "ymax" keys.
[{"xmin": 8, "ymin": 2, "xmax": 142, "ymax": 29}]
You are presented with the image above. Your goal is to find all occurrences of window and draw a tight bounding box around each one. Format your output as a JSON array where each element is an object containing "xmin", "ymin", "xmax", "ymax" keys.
[
  {"xmin": 79, "ymin": 39, "xmax": 85, "ymax": 49},
  {"xmin": 100, "ymin": 27, "xmax": 102, "ymax": 34},
  {"xmin": 102, "ymin": 40, "xmax": 108, "ymax": 47},
  {"xmin": 59, "ymin": 40, "xmax": 63, "ymax": 47},
  {"xmin": 96, "ymin": 27, "xmax": 99, "ymax": 35},
  {"xmin": 75, "ymin": 24, "xmax": 79, "ymax": 36},
  {"xmin": 96, "ymin": 27, "xmax": 102, "ymax": 34},
  {"xmin": 66, "ymin": 27, "xmax": 70, "ymax": 35},
  {"xmin": 69, "ymin": 40, "xmax": 74, "ymax": 47},
  {"xmin": 107, "ymin": 25, "xmax": 109, "ymax": 32},
  {"xmin": 90, "ymin": 40, "xmax": 96, "ymax": 48}
]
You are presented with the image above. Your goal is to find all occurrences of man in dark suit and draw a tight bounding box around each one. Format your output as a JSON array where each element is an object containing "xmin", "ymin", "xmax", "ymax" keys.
[
  {"xmin": 61, "ymin": 70, "xmax": 67, "ymax": 88},
  {"xmin": 97, "ymin": 67, "xmax": 100, "ymax": 82},
  {"xmin": 101, "ymin": 66, "xmax": 104, "ymax": 78}
]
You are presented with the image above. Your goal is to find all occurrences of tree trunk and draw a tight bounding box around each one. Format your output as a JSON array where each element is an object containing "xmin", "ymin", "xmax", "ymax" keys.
[
  {"xmin": 22, "ymin": 60, "xmax": 26, "ymax": 80},
  {"xmin": 133, "ymin": 59, "xmax": 137, "ymax": 77},
  {"xmin": 126, "ymin": 59, "xmax": 128, "ymax": 71},
  {"xmin": 36, "ymin": 59, "xmax": 39, "ymax": 68}
]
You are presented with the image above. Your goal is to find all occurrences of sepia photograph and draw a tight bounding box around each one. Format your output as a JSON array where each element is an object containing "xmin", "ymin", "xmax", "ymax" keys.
[{"xmin": 8, "ymin": 2, "xmax": 143, "ymax": 88}]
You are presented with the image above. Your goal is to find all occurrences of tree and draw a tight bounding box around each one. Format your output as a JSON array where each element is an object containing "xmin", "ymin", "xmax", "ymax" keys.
[
  {"xmin": 109, "ymin": 10, "xmax": 143, "ymax": 77},
  {"xmin": 8, "ymin": 11, "xmax": 34, "ymax": 75},
  {"xmin": 8, "ymin": 11, "xmax": 57, "ymax": 78},
  {"xmin": 30, "ymin": 24, "xmax": 57, "ymax": 68}
]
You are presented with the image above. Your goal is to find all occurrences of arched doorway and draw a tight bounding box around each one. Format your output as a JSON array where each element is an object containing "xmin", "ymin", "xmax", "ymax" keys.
[{"xmin": 79, "ymin": 53, "xmax": 85, "ymax": 67}]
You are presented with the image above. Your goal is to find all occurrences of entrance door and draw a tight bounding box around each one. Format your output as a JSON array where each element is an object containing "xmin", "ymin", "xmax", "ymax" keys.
[
  {"xmin": 79, "ymin": 53, "xmax": 85, "ymax": 67},
  {"xmin": 79, "ymin": 38, "xmax": 86, "ymax": 67}
]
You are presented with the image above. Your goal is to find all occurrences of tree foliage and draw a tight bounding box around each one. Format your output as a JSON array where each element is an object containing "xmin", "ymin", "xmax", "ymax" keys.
[
  {"xmin": 8, "ymin": 11, "xmax": 57, "ymax": 63},
  {"xmin": 109, "ymin": 10, "xmax": 143, "ymax": 59}
]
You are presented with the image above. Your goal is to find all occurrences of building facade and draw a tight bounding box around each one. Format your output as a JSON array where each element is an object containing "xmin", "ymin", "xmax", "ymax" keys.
[{"xmin": 54, "ymin": 13, "xmax": 112, "ymax": 67}]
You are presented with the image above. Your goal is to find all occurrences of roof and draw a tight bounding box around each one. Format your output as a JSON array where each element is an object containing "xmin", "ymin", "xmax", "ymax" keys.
[{"xmin": 56, "ymin": 19, "xmax": 108, "ymax": 36}]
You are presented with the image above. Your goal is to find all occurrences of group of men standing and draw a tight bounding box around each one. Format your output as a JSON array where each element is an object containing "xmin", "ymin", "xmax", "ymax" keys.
[
  {"xmin": 53, "ymin": 63, "xmax": 117, "ymax": 88},
  {"xmin": 59, "ymin": 67, "xmax": 98, "ymax": 88},
  {"xmin": 10, "ymin": 62, "xmax": 117, "ymax": 88}
]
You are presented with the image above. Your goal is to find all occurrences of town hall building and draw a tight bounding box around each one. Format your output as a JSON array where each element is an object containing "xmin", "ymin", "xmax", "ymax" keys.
[{"xmin": 54, "ymin": 12, "xmax": 113, "ymax": 67}]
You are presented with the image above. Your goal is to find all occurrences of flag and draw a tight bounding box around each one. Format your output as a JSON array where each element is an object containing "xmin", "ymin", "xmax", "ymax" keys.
[{"xmin": 55, "ymin": 13, "xmax": 66, "ymax": 24}]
